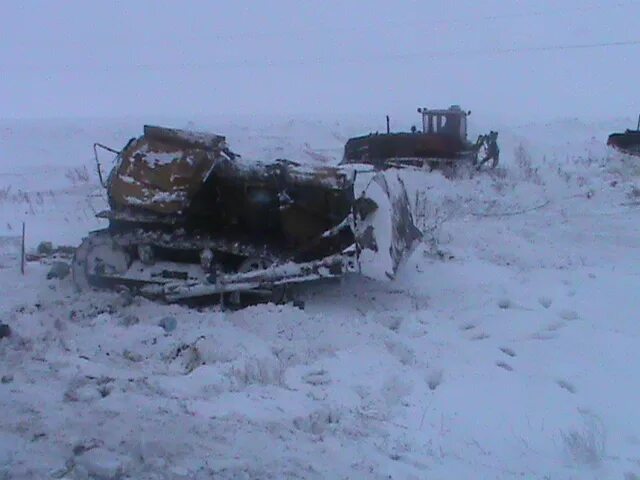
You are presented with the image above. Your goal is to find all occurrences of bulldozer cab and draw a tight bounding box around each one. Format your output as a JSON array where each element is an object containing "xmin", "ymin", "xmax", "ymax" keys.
[{"xmin": 418, "ymin": 105, "xmax": 468, "ymax": 141}]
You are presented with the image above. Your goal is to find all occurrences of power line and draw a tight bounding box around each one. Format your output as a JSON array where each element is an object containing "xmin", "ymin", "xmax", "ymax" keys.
[
  {"xmin": 472, "ymin": 0, "xmax": 639, "ymax": 23},
  {"xmin": 419, "ymin": 39, "xmax": 640, "ymax": 58},
  {"xmin": 202, "ymin": 0, "xmax": 639, "ymax": 41},
  {"xmin": 2, "ymin": 38, "xmax": 639, "ymax": 73},
  {"xmin": 3, "ymin": 1, "xmax": 639, "ymax": 74},
  {"xmin": 308, "ymin": 39, "xmax": 640, "ymax": 67}
]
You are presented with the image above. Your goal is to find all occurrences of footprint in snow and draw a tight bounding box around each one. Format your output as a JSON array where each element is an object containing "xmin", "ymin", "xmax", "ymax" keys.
[
  {"xmin": 496, "ymin": 361, "xmax": 513, "ymax": 371},
  {"xmin": 557, "ymin": 379, "xmax": 576, "ymax": 393},
  {"xmin": 426, "ymin": 369, "xmax": 443, "ymax": 391},
  {"xmin": 497, "ymin": 298, "xmax": 512, "ymax": 310},
  {"xmin": 538, "ymin": 296, "xmax": 553, "ymax": 309},
  {"xmin": 546, "ymin": 321, "xmax": 566, "ymax": 332},
  {"xmin": 470, "ymin": 332, "xmax": 490, "ymax": 341},
  {"xmin": 460, "ymin": 323, "xmax": 475, "ymax": 331},
  {"xmin": 559, "ymin": 310, "xmax": 580, "ymax": 321},
  {"xmin": 385, "ymin": 340, "xmax": 415, "ymax": 366},
  {"xmin": 530, "ymin": 331, "xmax": 557, "ymax": 341},
  {"xmin": 499, "ymin": 347, "xmax": 516, "ymax": 357}
]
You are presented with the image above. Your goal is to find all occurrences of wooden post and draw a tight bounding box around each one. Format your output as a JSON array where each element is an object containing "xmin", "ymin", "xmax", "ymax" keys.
[
  {"xmin": 20, "ymin": 222, "xmax": 25, "ymax": 275},
  {"xmin": 386, "ymin": 115, "xmax": 390, "ymax": 134}
]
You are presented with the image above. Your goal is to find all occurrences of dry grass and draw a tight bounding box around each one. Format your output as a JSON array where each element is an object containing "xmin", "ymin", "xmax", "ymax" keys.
[{"xmin": 65, "ymin": 166, "xmax": 91, "ymax": 185}]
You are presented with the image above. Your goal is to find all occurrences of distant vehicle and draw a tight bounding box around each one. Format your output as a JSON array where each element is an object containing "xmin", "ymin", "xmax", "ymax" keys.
[
  {"xmin": 607, "ymin": 114, "xmax": 640, "ymax": 157},
  {"xmin": 341, "ymin": 105, "xmax": 499, "ymax": 173}
]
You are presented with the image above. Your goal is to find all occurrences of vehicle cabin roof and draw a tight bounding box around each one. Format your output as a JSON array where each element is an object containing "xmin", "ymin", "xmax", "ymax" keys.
[{"xmin": 420, "ymin": 109, "xmax": 467, "ymax": 116}]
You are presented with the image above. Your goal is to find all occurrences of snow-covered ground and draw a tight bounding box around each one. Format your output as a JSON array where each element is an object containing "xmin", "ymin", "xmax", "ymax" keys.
[{"xmin": 1, "ymin": 116, "xmax": 640, "ymax": 479}]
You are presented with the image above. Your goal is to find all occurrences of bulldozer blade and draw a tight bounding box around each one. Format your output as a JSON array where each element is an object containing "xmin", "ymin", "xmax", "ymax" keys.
[
  {"xmin": 608, "ymin": 131, "xmax": 640, "ymax": 157},
  {"xmin": 353, "ymin": 170, "xmax": 422, "ymax": 281}
]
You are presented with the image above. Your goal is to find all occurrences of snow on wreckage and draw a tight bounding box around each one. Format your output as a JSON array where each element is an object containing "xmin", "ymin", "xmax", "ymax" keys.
[{"xmin": 73, "ymin": 125, "xmax": 422, "ymax": 304}]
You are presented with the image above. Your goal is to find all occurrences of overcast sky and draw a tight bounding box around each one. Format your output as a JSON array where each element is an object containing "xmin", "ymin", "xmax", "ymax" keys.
[{"xmin": 2, "ymin": 0, "xmax": 639, "ymax": 121}]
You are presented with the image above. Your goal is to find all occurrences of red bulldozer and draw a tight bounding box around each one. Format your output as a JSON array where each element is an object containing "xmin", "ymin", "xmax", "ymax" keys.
[{"xmin": 341, "ymin": 105, "xmax": 499, "ymax": 173}]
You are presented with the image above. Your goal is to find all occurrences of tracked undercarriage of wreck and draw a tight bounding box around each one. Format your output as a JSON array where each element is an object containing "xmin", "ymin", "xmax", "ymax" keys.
[{"xmin": 74, "ymin": 125, "xmax": 422, "ymax": 303}]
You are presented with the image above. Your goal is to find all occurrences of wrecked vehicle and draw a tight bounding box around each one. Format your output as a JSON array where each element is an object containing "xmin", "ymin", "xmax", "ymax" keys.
[
  {"xmin": 73, "ymin": 125, "xmax": 422, "ymax": 303},
  {"xmin": 607, "ymin": 114, "xmax": 640, "ymax": 157},
  {"xmin": 341, "ymin": 105, "xmax": 499, "ymax": 173}
]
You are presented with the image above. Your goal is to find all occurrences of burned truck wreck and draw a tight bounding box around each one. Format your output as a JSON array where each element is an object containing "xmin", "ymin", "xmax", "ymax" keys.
[{"xmin": 73, "ymin": 125, "xmax": 422, "ymax": 303}]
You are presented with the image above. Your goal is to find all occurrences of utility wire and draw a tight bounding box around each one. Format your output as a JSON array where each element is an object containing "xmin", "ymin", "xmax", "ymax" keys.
[
  {"xmin": 2, "ymin": 1, "xmax": 639, "ymax": 73},
  {"xmin": 204, "ymin": 0, "xmax": 639, "ymax": 40},
  {"xmin": 3, "ymin": 38, "xmax": 638, "ymax": 73},
  {"xmin": 316, "ymin": 39, "xmax": 640, "ymax": 66}
]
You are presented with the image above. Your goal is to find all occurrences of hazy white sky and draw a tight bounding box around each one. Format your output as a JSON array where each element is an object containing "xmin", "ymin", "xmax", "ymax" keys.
[{"xmin": 2, "ymin": 0, "xmax": 639, "ymax": 121}]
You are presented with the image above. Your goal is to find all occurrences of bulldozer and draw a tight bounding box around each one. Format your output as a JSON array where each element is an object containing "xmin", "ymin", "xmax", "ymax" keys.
[
  {"xmin": 607, "ymin": 114, "xmax": 640, "ymax": 157},
  {"xmin": 73, "ymin": 125, "xmax": 422, "ymax": 304},
  {"xmin": 341, "ymin": 105, "xmax": 499, "ymax": 173}
]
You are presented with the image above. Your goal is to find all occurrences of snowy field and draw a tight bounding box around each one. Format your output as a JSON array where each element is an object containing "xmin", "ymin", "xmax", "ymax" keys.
[{"xmin": 1, "ymin": 116, "xmax": 640, "ymax": 479}]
